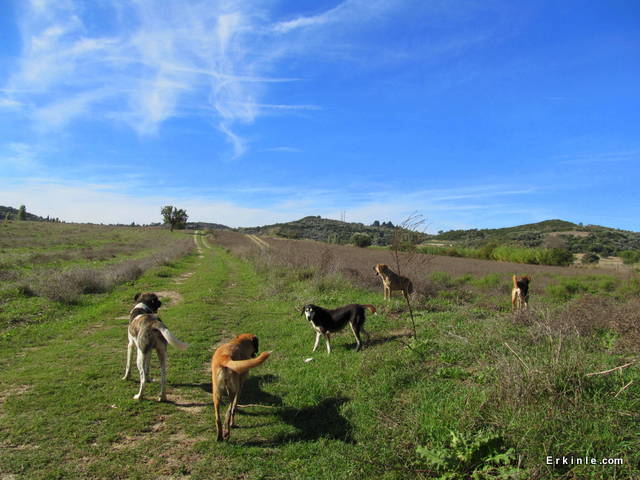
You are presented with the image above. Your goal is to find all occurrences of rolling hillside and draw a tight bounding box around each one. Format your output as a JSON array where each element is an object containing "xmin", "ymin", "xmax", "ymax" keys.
[
  {"xmin": 431, "ymin": 219, "xmax": 640, "ymax": 256},
  {"xmin": 238, "ymin": 215, "xmax": 431, "ymax": 245}
]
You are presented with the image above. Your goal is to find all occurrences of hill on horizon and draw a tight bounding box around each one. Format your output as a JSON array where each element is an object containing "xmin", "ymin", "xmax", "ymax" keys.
[{"xmin": 235, "ymin": 216, "xmax": 640, "ymax": 257}]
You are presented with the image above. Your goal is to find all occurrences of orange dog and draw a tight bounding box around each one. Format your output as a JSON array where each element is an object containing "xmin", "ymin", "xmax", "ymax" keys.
[
  {"xmin": 211, "ymin": 334, "xmax": 271, "ymax": 441},
  {"xmin": 511, "ymin": 275, "xmax": 530, "ymax": 311}
]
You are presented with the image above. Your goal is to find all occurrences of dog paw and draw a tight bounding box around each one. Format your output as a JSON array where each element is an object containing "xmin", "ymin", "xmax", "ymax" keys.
[
  {"xmin": 158, "ymin": 395, "xmax": 167, "ymax": 402},
  {"xmin": 133, "ymin": 394, "xmax": 141, "ymax": 400}
]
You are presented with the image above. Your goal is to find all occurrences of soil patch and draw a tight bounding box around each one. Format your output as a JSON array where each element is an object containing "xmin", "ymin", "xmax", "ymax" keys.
[
  {"xmin": 174, "ymin": 272, "xmax": 194, "ymax": 284},
  {"xmin": 0, "ymin": 385, "xmax": 31, "ymax": 405},
  {"xmin": 155, "ymin": 290, "xmax": 184, "ymax": 305}
]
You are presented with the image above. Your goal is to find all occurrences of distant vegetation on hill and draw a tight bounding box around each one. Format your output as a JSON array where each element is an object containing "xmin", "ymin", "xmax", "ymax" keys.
[
  {"xmin": 238, "ymin": 216, "xmax": 640, "ymax": 267},
  {"xmin": 238, "ymin": 215, "xmax": 430, "ymax": 246},
  {"xmin": 0, "ymin": 205, "xmax": 54, "ymax": 222},
  {"xmin": 430, "ymin": 219, "xmax": 640, "ymax": 263}
]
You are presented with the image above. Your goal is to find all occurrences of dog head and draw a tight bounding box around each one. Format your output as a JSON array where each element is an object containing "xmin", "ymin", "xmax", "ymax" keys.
[
  {"xmin": 374, "ymin": 263, "xmax": 387, "ymax": 276},
  {"xmin": 133, "ymin": 292, "xmax": 162, "ymax": 312},
  {"xmin": 234, "ymin": 333, "xmax": 259, "ymax": 357},
  {"xmin": 302, "ymin": 304, "xmax": 318, "ymax": 323}
]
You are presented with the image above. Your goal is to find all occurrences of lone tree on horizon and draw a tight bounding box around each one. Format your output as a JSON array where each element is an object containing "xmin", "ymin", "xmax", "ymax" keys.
[
  {"xmin": 17, "ymin": 205, "xmax": 26, "ymax": 221},
  {"xmin": 161, "ymin": 205, "xmax": 188, "ymax": 232}
]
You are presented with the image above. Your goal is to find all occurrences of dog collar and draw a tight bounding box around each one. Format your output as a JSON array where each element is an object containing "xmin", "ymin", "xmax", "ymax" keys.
[{"xmin": 131, "ymin": 302, "xmax": 152, "ymax": 314}]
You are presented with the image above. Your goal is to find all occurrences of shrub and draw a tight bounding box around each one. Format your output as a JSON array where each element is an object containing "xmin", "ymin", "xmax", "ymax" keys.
[
  {"xmin": 416, "ymin": 430, "xmax": 519, "ymax": 479},
  {"xmin": 350, "ymin": 233, "xmax": 372, "ymax": 248},
  {"xmin": 619, "ymin": 250, "xmax": 640, "ymax": 265},
  {"xmin": 581, "ymin": 252, "xmax": 599, "ymax": 264}
]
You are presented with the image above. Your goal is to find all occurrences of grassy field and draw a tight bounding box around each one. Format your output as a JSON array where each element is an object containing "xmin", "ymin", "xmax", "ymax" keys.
[
  {"xmin": 1, "ymin": 225, "xmax": 640, "ymax": 479},
  {"xmin": 0, "ymin": 222, "xmax": 193, "ymax": 329}
]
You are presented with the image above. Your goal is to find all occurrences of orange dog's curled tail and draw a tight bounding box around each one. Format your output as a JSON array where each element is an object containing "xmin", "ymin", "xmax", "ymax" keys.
[{"xmin": 224, "ymin": 351, "xmax": 272, "ymax": 375}]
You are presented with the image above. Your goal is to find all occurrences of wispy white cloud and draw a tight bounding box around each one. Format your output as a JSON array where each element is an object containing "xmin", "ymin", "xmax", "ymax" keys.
[
  {"xmin": 0, "ymin": 97, "xmax": 23, "ymax": 109},
  {"xmin": 4, "ymin": 0, "xmax": 323, "ymax": 156},
  {"xmin": 557, "ymin": 150, "xmax": 640, "ymax": 165},
  {"xmin": 4, "ymin": 0, "xmax": 490, "ymax": 160},
  {"xmin": 272, "ymin": 0, "xmax": 396, "ymax": 34},
  {"xmin": 263, "ymin": 146, "xmax": 303, "ymax": 153},
  {"xmin": 1, "ymin": 142, "xmax": 39, "ymax": 169}
]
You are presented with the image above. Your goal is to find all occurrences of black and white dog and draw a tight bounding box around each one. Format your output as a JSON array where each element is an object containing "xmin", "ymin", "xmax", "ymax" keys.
[{"xmin": 302, "ymin": 303, "xmax": 376, "ymax": 354}]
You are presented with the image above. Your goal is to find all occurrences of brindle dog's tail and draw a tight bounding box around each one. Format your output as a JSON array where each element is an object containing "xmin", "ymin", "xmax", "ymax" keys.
[{"xmin": 156, "ymin": 322, "xmax": 188, "ymax": 350}]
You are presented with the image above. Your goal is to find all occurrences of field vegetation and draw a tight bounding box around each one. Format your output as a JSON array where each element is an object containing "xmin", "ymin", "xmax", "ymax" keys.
[
  {"xmin": 0, "ymin": 221, "xmax": 193, "ymax": 329},
  {"xmin": 1, "ymin": 224, "xmax": 639, "ymax": 479}
]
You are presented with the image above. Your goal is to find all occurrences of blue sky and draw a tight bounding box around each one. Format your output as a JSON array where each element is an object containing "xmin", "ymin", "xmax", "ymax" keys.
[{"xmin": 1, "ymin": 0, "xmax": 638, "ymax": 232}]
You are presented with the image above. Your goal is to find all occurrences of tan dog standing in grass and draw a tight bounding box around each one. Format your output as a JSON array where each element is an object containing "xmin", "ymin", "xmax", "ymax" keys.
[
  {"xmin": 374, "ymin": 263, "xmax": 414, "ymax": 301},
  {"xmin": 511, "ymin": 275, "xmax": 530, "ymax": 311},
  {"xmin": 211, "ymin": 334, "xmax": 271, "ymax": 441},
  {"xmin": 123, "ymin": 292, "xmax": 188, "ymax": 401}
]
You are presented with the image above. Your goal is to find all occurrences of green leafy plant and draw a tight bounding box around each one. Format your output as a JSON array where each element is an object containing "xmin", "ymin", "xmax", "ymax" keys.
[{"xmin": 416, "ymin": 429, "xmax": 521, "ymax": 479}]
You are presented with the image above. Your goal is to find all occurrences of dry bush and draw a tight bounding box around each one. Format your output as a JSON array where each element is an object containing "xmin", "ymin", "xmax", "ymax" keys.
[
  {"xmin": 29, "ymin": 237, "xmax": 194, "ymax": 303},
  {"xmin": 514, "ymin": 295, "xmax": 640, "ymax": 350}
]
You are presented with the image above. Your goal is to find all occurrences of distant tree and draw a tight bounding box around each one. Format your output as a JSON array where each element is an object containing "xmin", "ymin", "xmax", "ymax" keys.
[
  {"xmin": 372, "ymin": 220, "xmax": 380, "ymax": 227},
  {"xmin": 161, "ymin": 205, "xmax": 189, "ymax": 231},
  {"xmin": 351, "ymin": 233, "xmax": 372, "ymax": 248},
  {"xmin": 17, "ymin": 205, "xmax": 26, "ymax": 221}
]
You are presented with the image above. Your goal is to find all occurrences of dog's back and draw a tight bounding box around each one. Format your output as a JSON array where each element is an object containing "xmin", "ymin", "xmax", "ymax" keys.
[
  {"xmin": 129, "ymin": 314, "xmax": 167, "ymax": 353},
  {"xmin": 325, "ymin": 304, "xmax": 368, "ymax": 331}
]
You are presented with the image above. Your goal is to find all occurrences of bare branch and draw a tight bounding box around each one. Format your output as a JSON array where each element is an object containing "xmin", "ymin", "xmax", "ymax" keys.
[
  {"xmin": 614, "ymin": 380, "xmax": 634, "ymax": 398},
  {"xmin": 585, "ymin": 360, "xmax": 637, "ymax": 377},
  {"xmin": 504, "ymin": 342, "xmax": 529, "ymax": 371}
]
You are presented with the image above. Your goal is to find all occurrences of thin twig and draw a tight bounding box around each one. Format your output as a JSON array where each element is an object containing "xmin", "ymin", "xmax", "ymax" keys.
[
  {"xmin": 585, "ymin": 360, "xmax": 637, "ymax": 377},
  {"xmin": 504, "ymin": 342, "xmax": 529, "ymax": 371},
  {"xmin": 614, "ymin": 380, "xmax": 634, "ymax": 398},
  {"xmin": 237, "ymin": 404, "xmax": 277, "ymax": 409}
]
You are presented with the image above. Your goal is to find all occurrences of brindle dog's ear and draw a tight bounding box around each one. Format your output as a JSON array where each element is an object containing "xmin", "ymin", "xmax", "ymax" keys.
[
  {"xmin": 155, "ymin": 297, "xmax": 162, "ymax": 310},
  {"xmin": 134, "ymin": 292, "xmax": 141, "ymax": 302},
  {"xmin": 252, "ymin": 336, "xmax": 259, "ymax": 354}
]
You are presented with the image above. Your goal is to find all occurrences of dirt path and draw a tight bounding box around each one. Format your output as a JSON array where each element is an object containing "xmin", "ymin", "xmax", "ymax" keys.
[{"xmin": 246, "ymin": 234, "xmax": 269, "ymax": 250}]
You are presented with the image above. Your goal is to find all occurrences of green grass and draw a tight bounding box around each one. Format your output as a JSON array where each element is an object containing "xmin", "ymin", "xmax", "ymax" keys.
[{"xmin": 1, "ymin": 231, "xmax": 639, "ymax": 479}]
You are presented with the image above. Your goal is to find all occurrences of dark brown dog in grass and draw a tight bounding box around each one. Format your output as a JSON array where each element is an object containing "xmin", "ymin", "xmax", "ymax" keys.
[
  {"xmin": 123, "ymin": 292, "xmax": 188, "ymax": 401},
  {"xmin": 511, "ymin": 275, "xmax": 530, "ymax": 311},
  {"xmin": 211, "ymin": 334, "xmax": 271, "ymax": 441},
  {"xmin": 374, "ymin": 263, "xmax": 413, "ymax": 301}
]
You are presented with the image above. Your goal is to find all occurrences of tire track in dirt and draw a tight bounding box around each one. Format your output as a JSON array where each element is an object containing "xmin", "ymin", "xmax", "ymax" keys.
[{"xmin": 246, "ymin": 234, "xmax": 269, "ymax": 250}]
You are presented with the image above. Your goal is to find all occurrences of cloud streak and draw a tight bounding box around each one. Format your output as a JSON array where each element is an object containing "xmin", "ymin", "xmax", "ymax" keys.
[{"xmin": 4, "ymin": 0, "xmax": 338, "ymax": 157}]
